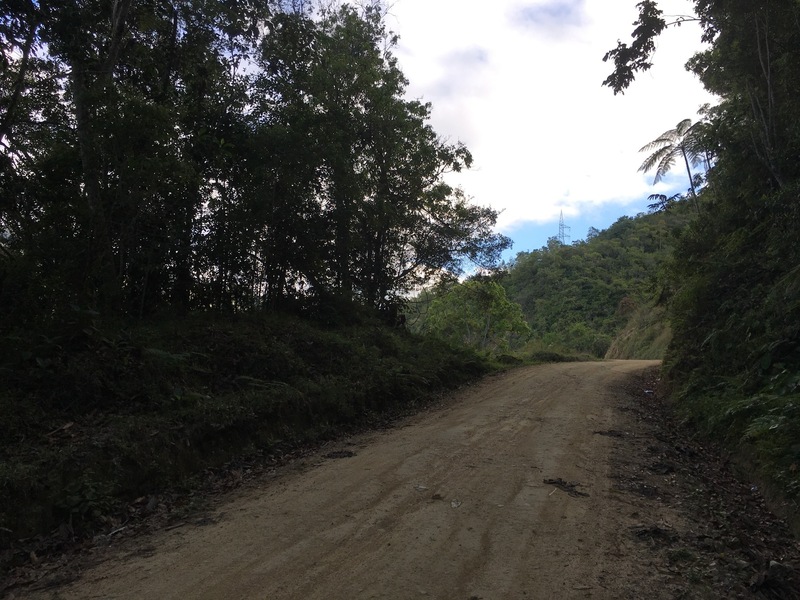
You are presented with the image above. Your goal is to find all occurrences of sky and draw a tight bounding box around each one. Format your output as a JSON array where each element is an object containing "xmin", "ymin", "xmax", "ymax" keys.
[{"xmin": 384, "ymin": 0, "xmax": 716, "ymax": 258}]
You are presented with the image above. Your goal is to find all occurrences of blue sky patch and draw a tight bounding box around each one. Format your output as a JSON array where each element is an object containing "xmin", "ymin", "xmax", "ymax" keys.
[
  {"xmin": 513, "ymin": 0, "xmax": 586, "ymax": 31},
  {"xmin": 443, "ymin": 47, "xmax": 490, "ymax": 68}
]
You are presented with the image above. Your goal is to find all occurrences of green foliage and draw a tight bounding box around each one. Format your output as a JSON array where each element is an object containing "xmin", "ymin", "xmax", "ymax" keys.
[
  {"xmin": 503, "ymin": 206, "xmax": 691, "ymax": 357},
  {"xmin": 602, "ymin": 0, "xmax": 667, "ymax": 94},
  {"xmin": 0, "ymin": 308, "xmax": 490, "ymax": 541},
  {"xmin": 423, "ymin": 279, "xmax": 530, "ymax": 354},
  {"xmin": 605, "ymin": 303, "xmax": 671, "ymax": 360},
  {"xmin": 612, "ymin": 1, "xmax": 800, "ymax": 501},
  {"xmin": 638, "ymin": 118, "xmax": 711, "ymax": 210},
  {"xmin": 0, "ymin": 1, "xmax": 508, "ymax": 323}
]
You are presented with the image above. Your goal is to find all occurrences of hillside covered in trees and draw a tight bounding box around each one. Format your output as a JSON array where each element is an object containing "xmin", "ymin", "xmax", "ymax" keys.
[
  {"xmin": 406, "ymin": 204, "xmax": 690, "ymax": 361},
  {"xmin": 502, "ymin": 205, "xmax": 691, "ymax": 358}
]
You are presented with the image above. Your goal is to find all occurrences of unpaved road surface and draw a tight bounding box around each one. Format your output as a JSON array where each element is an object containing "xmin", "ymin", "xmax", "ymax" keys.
[{"xmin": 13, "ymin": 360, "xmax": 800, "ymax": 599}]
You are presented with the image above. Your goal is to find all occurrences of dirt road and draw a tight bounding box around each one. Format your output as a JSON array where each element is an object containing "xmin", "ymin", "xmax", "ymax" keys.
[
  {"xmin": 17, "ymin": 361, "xmax": 800, "ymax": 600},
  {"xmin": 17, "ymin": 360, "xmax": 670, "ymax": 599}
]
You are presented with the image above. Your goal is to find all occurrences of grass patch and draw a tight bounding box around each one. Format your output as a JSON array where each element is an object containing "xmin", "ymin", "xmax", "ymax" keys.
[
  {"xmin": 606, "ymin": 304, "xmax": 671, "ymax": 360},
  {"xmin": 489, "ymin": 339, "xmax": 587, "ymax": 368}
]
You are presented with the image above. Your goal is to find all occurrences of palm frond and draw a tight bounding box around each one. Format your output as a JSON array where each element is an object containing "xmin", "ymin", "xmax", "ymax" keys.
[
  {"xmin": 638, "ymin": 132, "xmax": 678, "ymax": 153},
  {"xmin": 637, "ymin": 117, "xmax": 713, "ymax": 188},
  {"xmin": 653, "ymin": 150, "xmax": 678, "ymax": 183},
  {"xmin": 674, "ymin": 118, "xmax": 693, "ymax": 136},
  {"xmin": 638, "ymin": 145, "xmax": 673, "ymax": 174}
]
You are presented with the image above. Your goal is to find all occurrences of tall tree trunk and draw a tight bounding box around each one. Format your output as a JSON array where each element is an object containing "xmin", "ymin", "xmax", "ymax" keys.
[
  {"xmin": 67, "ymin": 0, "xmax": 135, "ymax": 309},
  {"xmin": 171, "ymin": 203, "xmax": 194, "ymax": 313},
  {"xmin": 681, "ymin": 147, "xmax": 701, "ymax": 215},
  {"xmin": 333, "ymin": 180, "xmax": 353, "ymax": 294},
  {"xmin": 70, "ymin": 62, "xmax": 119, "ymax": 307}
]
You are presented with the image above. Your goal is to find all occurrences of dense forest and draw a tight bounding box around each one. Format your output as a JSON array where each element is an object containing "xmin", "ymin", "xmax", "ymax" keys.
[
  {"xmin": 503, "ymin": 206, "xmax": 691, "ymax": 357},
  {"xmin": 605, "ymin": 0, "xmax": 800, "ymax": 504},
  {"xmin": 410, "ymin": 206, "xmax": 690, "ymax": 359},
  {"xmin": 0, "ymin": 1, "xmax": 508, "ymax": 323}
]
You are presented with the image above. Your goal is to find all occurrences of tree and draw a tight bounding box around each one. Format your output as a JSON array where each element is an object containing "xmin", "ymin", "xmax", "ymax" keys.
[
  {"xmin": 606, "ymin": 1, "xmax": 800, "ymax": 498},
  {"xmin": 424, "ymin": 280, "xmax": 530, "ymax": 354},
  {"xmin": 604, "ymin": 1, "xmax": 800, "ymax": 191},
  {"xmin": 0, "ymin": 0, "xmax": 270, "ymax": 317},
  {"xmin": 638, "ymin": 118, "xmax": 705, "ymax": 213},
  {"xmin": 602, "ymin": 1, "xmax": 667, "ymax": 95},
  {"xmin": 253, "ymin": 5, "xmax": 509, "ymax": 310},
  {"xmin": 0, "ymin": 1, "xmax": 508, "ymax": 325}
]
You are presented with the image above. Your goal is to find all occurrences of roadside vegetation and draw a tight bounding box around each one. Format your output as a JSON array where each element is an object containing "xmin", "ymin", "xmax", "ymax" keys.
[
  {"xmin": 0, "ymin": 304, "xmax": 489, "ymax": 550},
  {"xmin": 408, "ymin": 206, "xmax": 688, "ymax": 362},
  {"xmin": 502, "ymin": 207, "xmax": 690, "ymax": 358},
  {"xmin": 605, "ymin": 1, "xmax": 800, "ymax": 512}
]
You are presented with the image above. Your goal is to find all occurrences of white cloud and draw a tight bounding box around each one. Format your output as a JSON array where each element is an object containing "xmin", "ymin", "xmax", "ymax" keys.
[{"xmin": 387, "ymin": 0, "xmax": 715, "ymax": 231}]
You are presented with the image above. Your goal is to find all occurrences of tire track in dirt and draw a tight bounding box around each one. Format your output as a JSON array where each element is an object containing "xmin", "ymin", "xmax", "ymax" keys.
[{"xmin": 16, "ymin": 360, "xmax": 661, "ymax": 599}]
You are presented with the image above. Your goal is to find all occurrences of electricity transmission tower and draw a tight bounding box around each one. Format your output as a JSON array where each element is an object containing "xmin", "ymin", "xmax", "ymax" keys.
[{"xmin": 557, "ymin": 210, "xmax": 571, "ymax": 245}]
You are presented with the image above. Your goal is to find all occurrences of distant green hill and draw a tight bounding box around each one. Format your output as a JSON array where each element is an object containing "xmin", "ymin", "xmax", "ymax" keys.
[{"xmin": 503, "ymin": 204, "xmax": 692, "ymax": 357}]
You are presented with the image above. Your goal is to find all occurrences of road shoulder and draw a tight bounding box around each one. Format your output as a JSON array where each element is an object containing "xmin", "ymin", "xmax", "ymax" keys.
[{"xmin": 606, "ymin": 366, "xmax": 800, "ymax": 599}]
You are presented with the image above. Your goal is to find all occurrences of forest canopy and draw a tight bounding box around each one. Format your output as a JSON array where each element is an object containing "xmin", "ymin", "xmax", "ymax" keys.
[{"xmin": 0, "ymin": 1, "xmax": 509, "ymax": 325}]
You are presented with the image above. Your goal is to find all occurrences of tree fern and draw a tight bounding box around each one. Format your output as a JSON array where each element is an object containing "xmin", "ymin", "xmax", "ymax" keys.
[{"xmin": 638, "ymin": 119, "xmax": 708, "ymax": 213}]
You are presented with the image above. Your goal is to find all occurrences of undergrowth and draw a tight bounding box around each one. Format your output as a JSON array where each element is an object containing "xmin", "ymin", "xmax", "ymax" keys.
[
  {"xmin": 605, "ymin": 304, "xmax": 671, "ymax": 360},
  {"xmin": 0, "ymin": 306, "xmax": 489, "ymax": 553},
  {"xmin": 670, "ymin": 365, "xmax": 800, "ymax": 509},
  {"xmin": 664, "ymin": 184, "xmax": 800, "ymax": 516}
]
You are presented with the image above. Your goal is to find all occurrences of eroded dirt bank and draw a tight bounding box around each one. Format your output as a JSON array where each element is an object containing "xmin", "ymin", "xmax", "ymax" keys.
[{"xmin": 9, "ymin": 361, "xmax": 800, "ymax": 599}]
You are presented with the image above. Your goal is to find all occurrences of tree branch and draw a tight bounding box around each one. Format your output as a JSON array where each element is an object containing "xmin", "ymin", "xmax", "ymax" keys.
[{"xmin": 0, "ymin": 17, "xmax": 40, "ymax": 144}]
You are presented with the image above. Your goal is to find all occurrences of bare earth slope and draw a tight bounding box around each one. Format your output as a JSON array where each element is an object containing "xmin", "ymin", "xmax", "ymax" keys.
[{"xmin": 16, "ymin": 360, "xmax": 800, "ymax": 599}]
